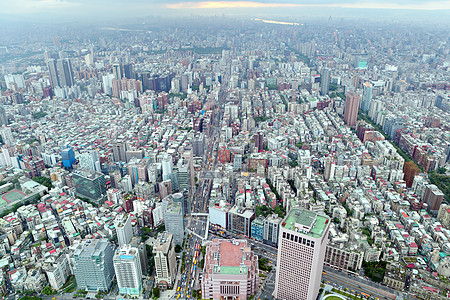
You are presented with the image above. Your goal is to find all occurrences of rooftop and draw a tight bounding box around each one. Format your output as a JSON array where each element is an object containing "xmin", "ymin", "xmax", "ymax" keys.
[{"xmin": 283, "ymin": 208, "xmax": 329, "ymax": 238}]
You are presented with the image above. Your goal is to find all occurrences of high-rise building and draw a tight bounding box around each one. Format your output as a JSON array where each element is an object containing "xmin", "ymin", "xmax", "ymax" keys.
[
  {"xmin": 0, "ymin": 107, "xmax": 7, "ymax": 126},
  {"xmin": 164, "ymin": 201, "xmax": 184, "ymax": 246},
  {"xmin": 162, "ymin": 155, "xmax": 173, "ymax": 181},
  {"xmin": 192, "ymin": 133, "xmax": 205, "ymax": 157},
  {"xmin": 112, "ymin": 142, "xmax": 127, "ymax": 162},
  {"xmin": 320, "ymin": 68, "xmax": 331, "ymax": 95},
  {"xmin": 263, "ymin": 213, "xmax": 282, "ymax": 247},
  {"xmin": 128, "ymin": 158, "xmax": 149, "ymax": 186},
  {"xmin": 0, "ymin": 126, "xmax": 14, "ymax": 145},
  {"xmin": 360, "ymin": 82, "xmax": 373, "ymax": 112},
  {"xmin": 78, "ymin": 150, "xmax": 101, "ymax": 173},
  {"xmin": 227, "ymin": 206, "xmax": 255, "ymax": 237},
  {"xmin": 201, "ymin": 239, "xmax": 259, "ymax": 300},
  {"xmin": 115, "ymin": 214, "xmax": 133, "ymax": 246},
  {"xmin": 423, "ymin": 184, "xmax": 444, "ymax": 212},
  {"xmin": 274, "ymin": 208, "xmax": 331, "ymax": 300},
  {"xmin": 72, "ymin": 171, "xmax": 107, "ymax": 204},
  {"xmin": 4, "ymin": 74, "xmax": 25, "ymax": 89},
  {"xmin": 113, "ymin": 245, "xmax": 142, "ymax": 296},
  {"xmin": 343, "ymin": 91, "xmax": 360, "ymax": 127},
  {"xmin": 73, "ymin": 239, "xmax": 116, "ymax": 292},
  {"xmin": 153, "ymin": 232, "xmax": 177, "ymax": 289},
  {"xmin": 112, "ymin": 63, "xmax": 122, "ymax": 80},
  {"xmin": 250, "ymin": 216, "xmax": 264, "ymax": 241},
  {"xmin": 61, "ymin": 145, "xmax": 75, "ymax": 168},
  {"xmin": 47, "ymin": 58, "xmax": 74, "ymax": 88}
]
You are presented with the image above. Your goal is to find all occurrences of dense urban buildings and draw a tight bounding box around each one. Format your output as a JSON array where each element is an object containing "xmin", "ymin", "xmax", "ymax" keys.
[{"xmin": 0, "ymin": 11, "xmax": 449, "ymax": 300}]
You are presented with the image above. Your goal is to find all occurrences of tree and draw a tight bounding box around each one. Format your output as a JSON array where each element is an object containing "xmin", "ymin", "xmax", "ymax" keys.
[
  {"xmin": 152, "ymin": 287, "xmax": 160, "ymax": 299},
  {"xmin": 175, "ymin": 244, "xmax": 182, "ymax": 253},
  {"xmin": 438, "ymin": 167, "xmax": 447, "ymax": 174},
  {"xmin": 41, "ymin": 286, "xmax": 57, "ymax": 295},
  {"xmin": 18, "ymin": 297, "xmax": 42, "ymax": 300},
  {"xmin": 32, "ymin": 176, "xmax": 53, "ymax": 189}
]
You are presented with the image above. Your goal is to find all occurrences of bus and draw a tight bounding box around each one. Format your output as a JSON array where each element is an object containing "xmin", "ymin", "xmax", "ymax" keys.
[
  {"xmin": 361, "ymin": 292, "xmax": 370, "ymax": 298},
  {"xmin": 177, "ymin": 287, "xmax": 180, "ymax": 292}
]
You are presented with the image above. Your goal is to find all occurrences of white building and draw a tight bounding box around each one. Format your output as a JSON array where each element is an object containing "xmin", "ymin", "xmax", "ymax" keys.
[
  {"xmin": 115, "ymin": 214, "xmax": 133, "ymax": 246},
  {"xmin": 113, "ymin": 245, "xmax": 143, "ymax": 296}
]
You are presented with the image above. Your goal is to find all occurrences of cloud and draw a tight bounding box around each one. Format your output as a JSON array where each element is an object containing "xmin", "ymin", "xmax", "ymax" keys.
[
  {"xmin": 166, "ymin": 0, "xmax": 450, "ymax": 10},
  {"xmin": 1, "ymin": 0, "xmax": 81, "ymax": 14}
]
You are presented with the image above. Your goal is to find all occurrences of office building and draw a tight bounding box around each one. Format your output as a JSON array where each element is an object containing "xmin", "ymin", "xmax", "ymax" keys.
[
  {"xmin": 227, "ymin": 206, "xmax": 255, "ymax": 237},
  {"xmin": 201, "ymin": 239, "xmax": 259, "ymax": 300},
  {"xmin": 153, "ymin": 232, "xmax": 177, "ymax": 289},
  {"xmin": 423, "ymin": 184, "xmax": 444, "ymax": 212},
  {"xmin": 78, "ymin": 150, "xmax": 101, "ymax": 173},
  {"xmin": 61, "ymin": 146, "xmax": 75, "ymax": 168},
  {"xmin": 320, "ymin": 68, "xmax": 331, "ymax": 95},
  {"xmin": 128, "ymin": 158, "xmax": 149, "ymax": 186},
  {"xmin": 112, "ymin": 142, "xmax": 127, "ymax": 162},
  {"xmin": 115, "ymin": 214, "xmax": 133, "ymax": 246},
  {"xmin": 113, "ymin": 245, "xmax": 142, "ymax": 296},
  {"xmin": 343, "ymin": 91, "xmax": 360, "ymax": 127},
  {"xmin": 47, "ymin": 58, "xmax": 74, "ymax": 88},
  {"xmin": 164, "ymin": 201, "xmax": 184, "ymax": 246},
  {"xmin": 0, "ymin": 107, "xmax": 7, "ymax": 126},
  {"xmin": 73, "ymin": 239, "xmax": 116, "ymax": 292},
  {"xmin": 274, "ymin": 208, "xmax": 331, "ymax": 300},
  {"xmin": 192, "ymin": 133, "xmax": 205, "ymax": 157},
  {"xmin": 162, "ymin": 155, "xmax": 173, "ymax": 181},
  {"xmin": 4, "ymin": 74, "xmax": 25, "ymax": 89},
  {"xmin": 250, "ymin": 216, "xmax": 264, "ymax": 242},
  {"xmin": 72, "ymin": 171, "xmax": 107, "ymax": 204},
  {"xmin": 263, "ymin": 214, "xmax": 282, "ymax": 247},
  {"xmin": 0, "ymin": 126, "xmax": 14, "ymax": 145},
  {"xmin": 361, "ymin": 82, "xmax": 373, "ymax": 112}
]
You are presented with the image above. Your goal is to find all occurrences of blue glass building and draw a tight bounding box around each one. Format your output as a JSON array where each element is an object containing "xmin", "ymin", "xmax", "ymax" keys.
[{"xmin": 61, "ymin": 146, "xmax": 75, "ymax": 168}]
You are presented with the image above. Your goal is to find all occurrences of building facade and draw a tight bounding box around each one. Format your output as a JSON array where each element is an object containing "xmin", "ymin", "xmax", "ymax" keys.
[
  {"xmin": 153, "ymin": 232, "xmax": 177, "ymax": 289},
  {"xmin": 73, "ymin": 239, "xmax": 116, "ymax": 292},
  {"xmin": 202, "ymin": 239, "xmax": 259, "ymax": 300},
  {"xmin": 115, "ymin": 214, "xmax": 133, "ymax": 246},
  {"xmin": 274, "ymin": 209, "xmax": 331, "ymax": 300},
  {"xmin": 164, "ymin": 201, "xmax": 184, "ymax": 246},
  {"xmin": 343, "ymin": 91, "xmax": 360, "ymax": 127},
  {"xmin": 113, "ymin": 245, "xmax": 142, "ymax": 296}
]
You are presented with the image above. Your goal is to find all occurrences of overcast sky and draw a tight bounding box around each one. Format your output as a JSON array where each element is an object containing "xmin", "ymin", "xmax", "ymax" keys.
[{"xmin": 1, "ymin": 0, "xmax": 449, "ymax": 23}]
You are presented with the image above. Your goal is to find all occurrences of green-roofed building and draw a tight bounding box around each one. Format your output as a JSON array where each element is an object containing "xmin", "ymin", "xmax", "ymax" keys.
[{"xmin": 274, "ymin": 208, "xmax": 331, "ymax": 300}]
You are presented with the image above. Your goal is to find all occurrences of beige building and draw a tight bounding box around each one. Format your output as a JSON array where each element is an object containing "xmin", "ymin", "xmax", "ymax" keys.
[
  {"xmin": 274, "ymin": 209, "xmax": 331, "ymax": 300},
  {"xmin": 153, "ymin": 232, "xmax": 177, "ymax": 289}
]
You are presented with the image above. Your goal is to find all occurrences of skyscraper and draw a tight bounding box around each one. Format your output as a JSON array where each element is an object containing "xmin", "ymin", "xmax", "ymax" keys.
[
  {"xmin": 361, "ymin": 82, "xmax": 373, "ymax": 112},
  {"xmin": 274, "ymin": 208, "xmax": 331, "ymax": 300},
  {"xmin": 78, "ymin": 150, "xmax": 101, "ymax": 172},
  {"xmin": 153, "ymin": 232, "xmax": 177, "ymax": 289},
  {"xmin": 47, "ymin": 58, "xmax": 74, "ymax": 88},
  {"xmin": 73, "ymin": 239, "xmax": 116, "ymax": 292},
  {"xmin": 343, "ymin": 91, "xmax": 360, "ymax": 127},
  {"xmin": 115, "ymin": 214, "xmax": 133, "ymax": 246},
  {"xmin": 113, "ymin": 245, "xmax": 142, "ymax": 296},
  {"xmin": 164, "ymin": 200, "xmax": 184, "ymax": 246},
  {"xmin": 0, "ymin": 107, "xmax": 7, "ymax": 126},
  {"xmin": 61, "ymin": 146, "xmax": 75, "ymax": 168},
  {"xmin": 112, "ymin": 142, "xmax": 127, "ymax": 162},
  {"xmin": 320, "ymin": 68, "xmax": 331, "ymax": 96}
]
